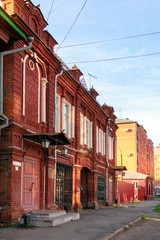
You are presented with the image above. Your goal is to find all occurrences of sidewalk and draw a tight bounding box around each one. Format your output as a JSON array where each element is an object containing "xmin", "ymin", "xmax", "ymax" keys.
[{"xmin": 0, "ymin": 199, "xmax": 159, "ymax": 240}]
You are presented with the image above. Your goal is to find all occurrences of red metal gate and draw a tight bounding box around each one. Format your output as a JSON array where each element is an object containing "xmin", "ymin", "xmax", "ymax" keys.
[{"xmin": 23, "ymin": 158, "xmax": 40, "ymax": 210}]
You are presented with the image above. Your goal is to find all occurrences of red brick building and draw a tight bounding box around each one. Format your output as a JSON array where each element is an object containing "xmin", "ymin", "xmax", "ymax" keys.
[{"xmin": 0, "ymin": 0, "xmax": 119, "ymax": 223}]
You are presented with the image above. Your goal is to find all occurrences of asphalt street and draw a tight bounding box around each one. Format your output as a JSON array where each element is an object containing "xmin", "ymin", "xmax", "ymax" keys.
[{"xmin": 0, "ymin": 199, "xmax": 159, "ymax": 240}]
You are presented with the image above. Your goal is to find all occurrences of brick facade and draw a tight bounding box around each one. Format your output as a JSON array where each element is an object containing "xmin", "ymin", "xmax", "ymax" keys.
[{"xmin": 0, "ymin": 0, "xmax": 118, "ymax": 223}]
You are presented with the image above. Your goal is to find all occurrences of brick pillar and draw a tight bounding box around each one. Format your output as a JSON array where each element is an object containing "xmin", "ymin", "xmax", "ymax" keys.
[
  {"xmin": 93, "ymin": 171, "xmax": 99, "ymax": 209},
  {"xmin": 87, "ymin": 171, "xmax": 94, "ymax": 208},
  {"xmin": 72, "ymin": 165, "xmax": 82, "ymax": 212}
]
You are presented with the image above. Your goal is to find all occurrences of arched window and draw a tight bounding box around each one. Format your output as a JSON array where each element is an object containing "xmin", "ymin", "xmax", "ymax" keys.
[{"xmin": 31, "ymin": 18, "xmax": 38, "ymax": 34}]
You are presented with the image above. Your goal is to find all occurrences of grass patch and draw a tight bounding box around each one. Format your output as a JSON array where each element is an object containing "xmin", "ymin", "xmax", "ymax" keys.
[
  {"xmin": 124, "ymin": 226, "xmax": 129, "ymax": 231},
  {"xmin": 141, "ymin": 215, "xmax": 147, "ymax": 220},
  {"xmin": 154, "ymin": 196, "xmax": 160, "ymax": 199},
  {"xmin": 154, "ymin": 204, "xmax": 160, "ymax": 212}
]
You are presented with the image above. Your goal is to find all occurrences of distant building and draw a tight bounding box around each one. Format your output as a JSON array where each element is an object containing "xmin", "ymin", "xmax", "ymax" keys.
[
  {"xmin": 123, "ymin": 170, "xmax": 153, "ymax": 201},
  {"xmin": 154, "ymin": 144, "xmax": 160, "ymax": 188},
  {"xmin": 116, "ymin": 118, "xmax": 154, "ymax": 201},
  {"xmin": 116, "ymin": 118, "xmax": 154, "ymax": 177}
]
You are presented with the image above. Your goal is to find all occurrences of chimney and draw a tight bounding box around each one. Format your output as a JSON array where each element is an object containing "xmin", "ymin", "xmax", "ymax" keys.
[
  {"xmin": 89, "ymin": 86, "xmax": 99, "ymax": 100},
  {"xmin": 102, "ymin": 103, "xmax": 116, "ymax": 121},
  {"xmin": 68, "ymin": 65, "xmax": 83, "ymax": 83}
]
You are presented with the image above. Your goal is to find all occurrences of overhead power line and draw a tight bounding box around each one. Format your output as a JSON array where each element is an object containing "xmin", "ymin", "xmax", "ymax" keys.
[
  {"xmin": 55, "ymin": 31, "xmax": 160, "ymax": 49},
  {"xmin": 45, "ymin": 0, "xmax": 69, "ymax": 17},
  {"xmin": 56, "ymin": 0, "xmax": 88, "ymax": 52},
  {"xmin": 47, "ymin": 0, "xmax": 55, "ymax": 22},
  {"xmin": 66, "ymin": 51, "xmax": 160, "ymax": 64}
]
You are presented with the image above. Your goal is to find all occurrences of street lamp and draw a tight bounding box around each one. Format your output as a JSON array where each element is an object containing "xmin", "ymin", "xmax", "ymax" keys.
[
  {"xmin": 61, "ymin": 147, "xmax": 68, "ymax": 155},
  {"xmin": 41, "ymin": 137, "xmax": 50, "ymax": 149}
]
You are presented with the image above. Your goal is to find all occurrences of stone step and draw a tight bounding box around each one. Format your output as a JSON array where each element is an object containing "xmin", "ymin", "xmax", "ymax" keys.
[
  {"xmin": 30, "ymin": 210, "xmax": 66, "ymax": 219},
  {"xmin": 30, "ymin": 212, "xmax": 80, "ymax": 227}
]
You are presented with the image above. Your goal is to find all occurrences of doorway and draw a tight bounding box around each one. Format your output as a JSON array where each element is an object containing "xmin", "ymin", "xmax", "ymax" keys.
[
  {"xmin": 56, "ymin": 162, "xmax": 73, "ymax": 211},
  {"xmin": 23, "ymin": 158, "xmax": 40, "ymax": 210},
  {"xmin": 80, "ymin": 167, "xmax": 90, "ymax": 208}
]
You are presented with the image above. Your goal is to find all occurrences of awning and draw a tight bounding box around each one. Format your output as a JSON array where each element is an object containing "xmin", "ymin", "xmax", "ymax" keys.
[
  {"xmin": 109, "ymin": 166, "xmax": 127, "ymax": 171},
  {"xmin": 23, "ymin": 132, "xmax": 70, "ymax": 146}
]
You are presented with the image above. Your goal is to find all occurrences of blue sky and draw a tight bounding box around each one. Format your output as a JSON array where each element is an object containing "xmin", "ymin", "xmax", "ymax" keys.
[{"xmin": 6, "ymin": 0, "xmax": 160, "ymax": 146}]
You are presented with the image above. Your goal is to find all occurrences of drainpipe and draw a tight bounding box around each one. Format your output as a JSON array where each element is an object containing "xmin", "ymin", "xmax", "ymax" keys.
[
  {"xmin": 53, "ymin": 66, "xmax": 64, "ymax": 206},
  {"xmin": 53, "ymin": 66, "xmax": 64, "ymax": 133},
  {"xmin": 0, "ymin": 36, "xmax": 34, "ymax": 131},
  {"xmin": 105, "ymin": 118, "xmax": 110, "ymax": 205}
]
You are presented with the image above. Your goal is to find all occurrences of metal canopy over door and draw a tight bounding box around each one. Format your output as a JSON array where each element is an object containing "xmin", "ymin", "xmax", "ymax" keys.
[{"xmin": 23, "ymin": 157, "xmax": 40, "ymax": 210}]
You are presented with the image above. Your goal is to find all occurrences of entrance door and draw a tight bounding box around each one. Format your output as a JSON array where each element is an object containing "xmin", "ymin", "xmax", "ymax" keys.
[
  {"xmin": 23, "ymin": 158, "xmax": 39, "ymax": 210},
  {"xmin": 133, "ymin": 181, "xmax": 138, "ymax": 201},
  {"xmin": 81, "ymin": 168, "xmax": 88, "ymax": 208},
  {"xmin": 56, "ymin": 162, "xmax": 72, "ymax": 211}
]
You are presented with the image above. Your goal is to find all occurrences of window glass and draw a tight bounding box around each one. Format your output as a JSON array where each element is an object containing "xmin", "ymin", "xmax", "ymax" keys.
[{"xmin": 64, "ymin": 103, "xmax": 69, "ymax": 136}]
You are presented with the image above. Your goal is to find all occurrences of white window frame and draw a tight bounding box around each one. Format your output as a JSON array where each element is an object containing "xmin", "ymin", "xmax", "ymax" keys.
[
  {"xmin": 80, "ymin": 113, "xmax": 92, "ymax": 149},
  {"xmin": 96, "ymin": 127, "xmax": 106, "ymax": 155},
  {"xmin": 62, "ymin": 98, "xmax": 71, "ymax": 138},
  {"xmin": 99, "ymin": 129, "xmax": 103, "ymax": 154},
  {"xmin": 108, "ymin": 136, "xmax": 113, "ymax": 160},
  {"xmin": 96, "ymin": 126, "xmax": 99, "ymax": 153},
  {"xmin": 103, "ymin": 132, "xmax": 106, "ymax": 155},
  {"xmin": 71, "ymin": 106, "xmax": 75, "ymax": 138},
  {"xmin": 55, "ymin": 94, "xmax": 60, "ymax": 132},
  {"xmin": 86, "ymin": 119, "xmax": 89, "ymax": 147},
  {"xmin": 90, "ymin": 121, "xmax": 93, "ymax": 148},
  {"xmin": 80, "ymin": 112, "xmax": 84, "ymax": 145}
]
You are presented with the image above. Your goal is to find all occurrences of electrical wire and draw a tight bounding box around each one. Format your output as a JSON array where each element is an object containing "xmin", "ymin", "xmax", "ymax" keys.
[
  {"xmin": 66, "ymin": 51, "xmax": 160, "ymax": 64},
  {"xmin": 45, "ymin": 0, "xmax": 69, "ymax": 16},
  {"xmin": 56, "ymin": 0, "xmax": 88, "ymax": 52},
  {"xmin": 55, "ymin": 31, "xmax": 160, "ymax": 49},
  {"xmin": 47, "ymin": 0, "xmax": 55, "ymax": 22}
]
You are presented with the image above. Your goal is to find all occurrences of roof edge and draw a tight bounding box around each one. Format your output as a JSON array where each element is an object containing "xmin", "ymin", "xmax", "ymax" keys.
[{"xmin": 0, "ymin": 7, "xmax": 27, "ymax": 40}]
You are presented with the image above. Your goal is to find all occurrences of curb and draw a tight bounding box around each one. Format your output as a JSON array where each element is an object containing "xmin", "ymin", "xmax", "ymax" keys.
[{"xmin": 103, "ymin": 217, "xmax": 142, "ymax": 240}]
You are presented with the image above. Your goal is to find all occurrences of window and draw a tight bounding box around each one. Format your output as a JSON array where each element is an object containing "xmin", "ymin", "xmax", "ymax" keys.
[
  {"xmin": 55, "ymin": 95, "xmax": 60, "ymax": 132},
  {"xmin": 96, "ymin": 126, "xmax": 99, "ymax": 153},
  {"xmin": 97, "ymin": 175, "xmax": 105, "ymax": 202},
  {"xmin": 71, "ymin": 106, "xmax": 75, "ymax": 138},
  {"xmin": 64, "ymin": 103, "xmax": 70, "ymax": 136},
  {"xmin": 96, "ymin": 127, "xmax": 106, "ymax": 155},
  {"xmin": 132, "ymin": 181, "xmax": 138, "ymax": 189},
  {"xmin": 80, "ymin": 113, "xmax": 84, "ymax": 145},
  {"xmin": 56, "ymin": 162, "xmax": 72, "ymax": 208},
  {"xmin": 80, "ymin": 112, "xmax": 92, "ymax": 148},
  {"xmin": 86, "ymin": 120, "xmax": 89, "ymax": 147},
  {"xmin": 108, "ymin": 136, "xmax": 113, "ymax": 160},
  {"xmin": 62, "ymin": 98, "xmax": 72, "ymax": 138},
  {"xmin": 99, "ymin": 130, "xmax": 103, "ymax": 154}
]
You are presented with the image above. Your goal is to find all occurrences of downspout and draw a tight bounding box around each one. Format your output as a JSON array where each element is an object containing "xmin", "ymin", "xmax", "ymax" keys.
[
  {"xmin": 105, "ymin": 118, "xmax": 110, "ymax": 205},
  {"xmin": 0, "ymin": 36, "xmax": 34, "ymax": 131},
  {"xmin": 53, "ymin": 66, "xmax": 64, "ymax": 206}
]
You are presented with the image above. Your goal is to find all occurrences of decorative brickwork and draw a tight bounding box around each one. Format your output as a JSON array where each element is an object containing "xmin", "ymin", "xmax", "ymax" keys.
[{"xmin": 0, "ymin": 0, "xmax": 118, "ymax": 223}]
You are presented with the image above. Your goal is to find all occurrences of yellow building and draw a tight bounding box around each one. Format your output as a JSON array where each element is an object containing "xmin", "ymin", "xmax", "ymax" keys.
[
  {"xmin": 116, "ymin": 118, "xmax": 154, "ymax": 177},
  {"xmin": 116, "ymin": 119, "xmax": 137, "ymax": 172},
  {"xmin": 154, "ymin": 145, "xmax": 160, "ymax": 187}
]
